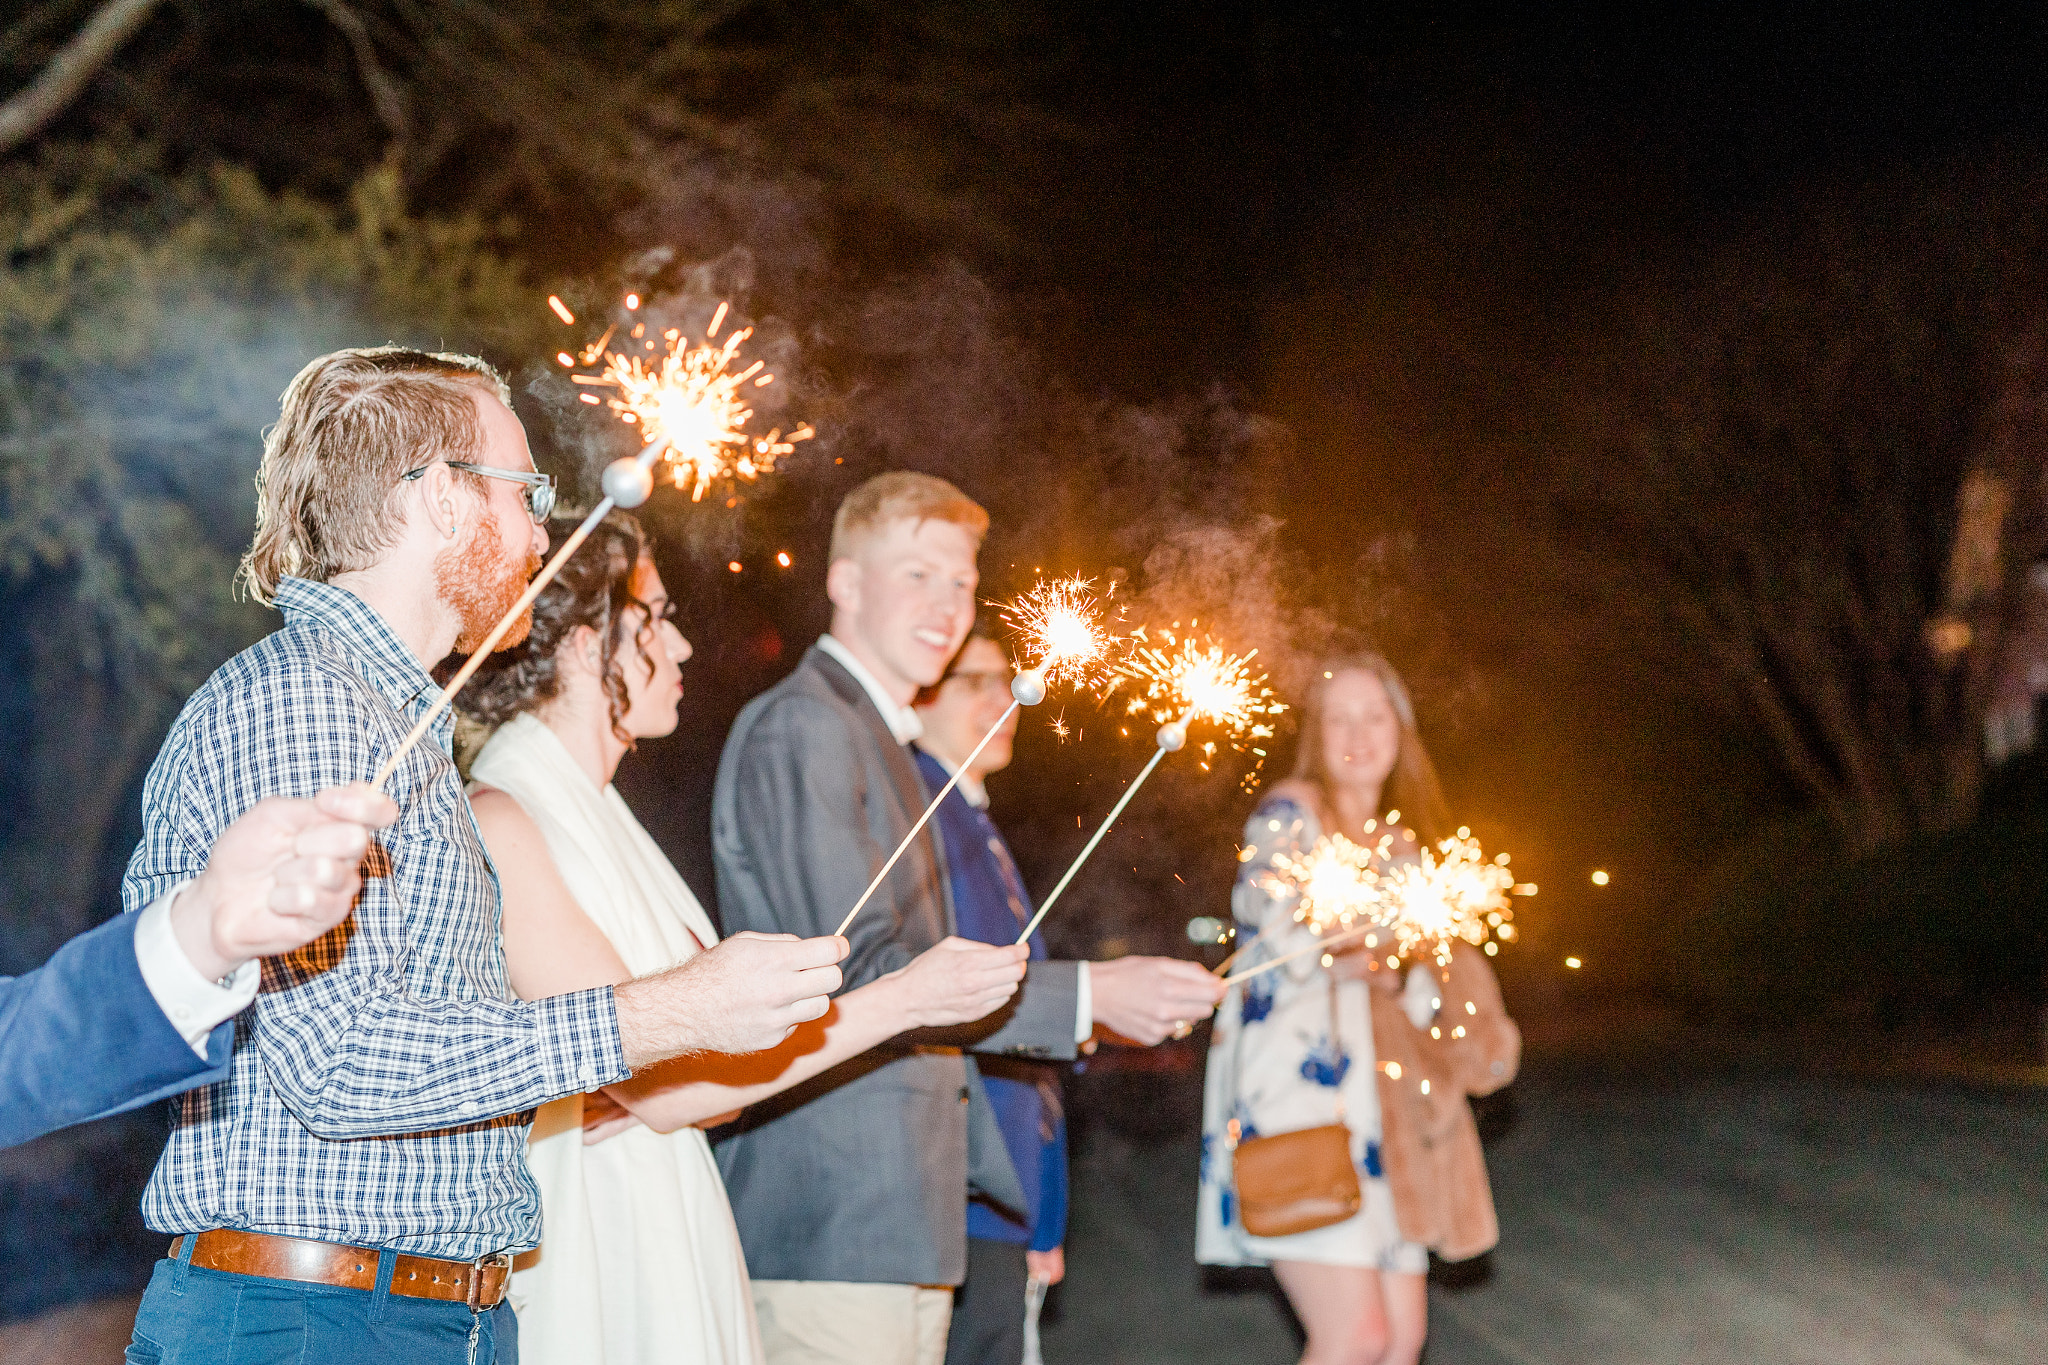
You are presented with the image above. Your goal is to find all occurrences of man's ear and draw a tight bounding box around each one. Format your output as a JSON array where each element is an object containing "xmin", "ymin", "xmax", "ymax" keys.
[
  {"xmin": 403, "ymin": 461, "xmax": 469, "ymax": 541},
  {"xmin": 825, "ymin": 556, "xmax": 862, "ymax": 616}
]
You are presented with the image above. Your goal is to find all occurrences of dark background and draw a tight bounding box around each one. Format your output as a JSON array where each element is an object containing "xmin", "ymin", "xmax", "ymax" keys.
[{"xmin": 5, "ymin": 0, "xmax": 2048, "ymax": 1336}]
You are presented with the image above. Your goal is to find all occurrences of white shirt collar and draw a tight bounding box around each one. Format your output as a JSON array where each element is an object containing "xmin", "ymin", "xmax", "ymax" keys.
[
  {"xmin": 915, "ymin": 747, "xmax": 989, "ymax": 809},
  {"xmin": 817, "ymin": 634, "xmax": 923, "ymax": 746}
]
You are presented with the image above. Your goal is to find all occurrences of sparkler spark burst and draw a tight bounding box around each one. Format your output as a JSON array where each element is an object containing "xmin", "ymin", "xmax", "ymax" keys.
[
  {"xmin": 1263, "ymin": 825, "xmax": 1534, "ymax": 967},
  {"xmin": 557, "ymin": 296, "xmax": 813, "ymax": 501},
  {"xmin": 1270, "ymin": 832, "xmax": 1386, "ymax": 936},
  {"xmin": 1378, "ymin": 828, "xmax": 1532, "ymax": 966},
  {"xmin": 997, "ymin": 576, "xmax": 1126, "ymax": 691},
  {"xmin": 1112, "ymin": 626, "xmax": 1286, "ymax": 742}
]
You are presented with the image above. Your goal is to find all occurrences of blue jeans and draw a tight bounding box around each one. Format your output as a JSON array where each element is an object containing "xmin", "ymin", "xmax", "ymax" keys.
[{"xmin": 125, "ymin": 1237, "xmax": 518, "ymax": 1365}]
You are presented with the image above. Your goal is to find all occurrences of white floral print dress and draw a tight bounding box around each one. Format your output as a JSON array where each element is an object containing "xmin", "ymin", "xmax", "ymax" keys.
[{"xmin": 1195, "ymin": 795, "xmax": 1429, "ymax": 1273}]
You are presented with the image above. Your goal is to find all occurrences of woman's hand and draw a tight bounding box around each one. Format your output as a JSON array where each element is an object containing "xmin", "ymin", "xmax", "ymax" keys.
[
  {"xmin": 883, "ymin": 936, "xmax": 1029, "ymax": 1028},
  {"xmin": 1327, "ymin": 944, "xmax": 1398, "ymax": 989},
  {"xmin": 1026, "ymin": 1246, "xmax": 1066, "ymax": 1286}
]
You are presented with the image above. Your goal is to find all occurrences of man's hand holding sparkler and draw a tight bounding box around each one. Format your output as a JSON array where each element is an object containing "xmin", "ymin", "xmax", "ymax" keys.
[
  {"xmin": 875, "ymin": 935, "xmax": 1031, "ymax": 1029},
  {"xmin": 171, "ymin": 782, "xmax": 400, "ymax": 982},
  {"xmin": 615, "ymin": 932, "xmax": 849, "ymax": 1067},
  {"xmin": 1087, "ymin": 955, "xmax": 1227, "ymax": 1045}
]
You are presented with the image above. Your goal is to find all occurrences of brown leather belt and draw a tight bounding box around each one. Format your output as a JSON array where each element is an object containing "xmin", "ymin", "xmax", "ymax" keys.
[{"xmin": 169, "ymin": 1230, "xmax": 512, "ymax": 1310}]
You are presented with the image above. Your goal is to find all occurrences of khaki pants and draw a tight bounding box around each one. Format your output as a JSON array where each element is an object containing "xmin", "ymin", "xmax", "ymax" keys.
[{"xmin": 752, "ymin": 1280, "xmax": 953, "ymax": 1365}]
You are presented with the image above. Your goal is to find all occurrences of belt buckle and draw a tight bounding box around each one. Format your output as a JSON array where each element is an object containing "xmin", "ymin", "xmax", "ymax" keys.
[{"xmin": 466, "ymin": 1252, "xmax": 511, "ymax": 1312}]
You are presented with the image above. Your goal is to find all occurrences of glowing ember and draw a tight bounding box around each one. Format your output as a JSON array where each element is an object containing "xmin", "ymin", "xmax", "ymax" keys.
[
  {"xmin": 1111, "ymin": 626, "xmax": 1286, "ymax": 742},
  {"xmin": 997, "ymin": 575, "xmax": 1125, "ymax": 691},
  {"xmin": 556, "ymin": 296, "xmax": 812, "ymax": 501}
]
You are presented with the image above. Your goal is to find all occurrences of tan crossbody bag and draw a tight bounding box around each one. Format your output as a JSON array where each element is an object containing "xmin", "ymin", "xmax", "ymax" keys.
[{"xmin": 1226, "ymin": 974, "xmax": 1363, "ymax": 1238}]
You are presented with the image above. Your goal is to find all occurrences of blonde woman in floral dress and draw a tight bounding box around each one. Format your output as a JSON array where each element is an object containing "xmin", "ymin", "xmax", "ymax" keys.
[{"xmin": 1200, "ymin": 654, "xmax": 1515, "ymax": 1365}]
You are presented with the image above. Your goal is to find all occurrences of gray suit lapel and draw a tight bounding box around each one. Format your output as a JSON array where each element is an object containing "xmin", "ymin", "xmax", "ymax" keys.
[{"xmin": 804, "ymin": 648, "xmax": 959, "ymax": 936}]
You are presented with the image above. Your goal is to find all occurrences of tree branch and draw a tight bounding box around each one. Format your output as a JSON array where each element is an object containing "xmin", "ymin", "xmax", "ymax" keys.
[
  {"xmin": 299, "ymin": 0, "xmax": 407, "ymax": 141},
  {"xmin": 0, "ymin": 0, "xmax": 161, "ymax": 156}
]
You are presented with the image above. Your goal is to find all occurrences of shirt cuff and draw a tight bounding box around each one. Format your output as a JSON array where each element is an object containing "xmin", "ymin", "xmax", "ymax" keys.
[
  {"xmin": 532, "ymin": 985, "xmax": 633, "ymax": 1095},
  {"xmin": 1074, "ymin": 961, "xmax": 1092, "ymax": 1044},
  {"xmin": 134, "ymin": 883, "xmax": 261, "ymax": 1057}
]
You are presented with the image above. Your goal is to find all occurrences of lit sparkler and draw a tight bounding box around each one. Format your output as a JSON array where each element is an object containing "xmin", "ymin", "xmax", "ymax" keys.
[
  {"xmin": 1224, "ymin": 825, "xmax": 1534, "ymax": 982},
  {"xmin": 1014, "ymin": 622, "xmax": 1283, "ymax": 945},
  {"xmin": 1270, "ymin": 833, "xmax": 1390, "ymax": 935},
  {"xmin": 998, "ymin": 575, "xmax": 1126, "ymax": 694},
  {"xmin": 1111, "ymin": 626, "xmax": 1285, "ymax": 743},
  {"xmin": 834, "ymin": 572, "xmax": 1121, "ymax": 936},
  {"xmin": 558, "ymin": 295, "xmax": 813, "ymax": 502},
  {"xmin": 369, "ymin": 293, "xmax": 809, "ymax": 789},
  {"xmin": 1377, "ymin": 827, "xmax": 1531, "ymax": 966}
]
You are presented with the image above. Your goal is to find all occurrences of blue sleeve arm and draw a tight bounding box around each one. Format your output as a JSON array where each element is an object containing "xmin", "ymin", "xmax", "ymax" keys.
[{"xmin": 0, "ymin": 913, "xmax": 229, "ymax": 1150}]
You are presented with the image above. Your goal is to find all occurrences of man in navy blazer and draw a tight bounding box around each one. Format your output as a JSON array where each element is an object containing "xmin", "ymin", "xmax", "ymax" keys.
[
  {"xmin": 913, "ymin": 632, "xmax": 1228, "ymax": 1365},
  {"xmin": 0, "ymin": 782, "xmax": 395, "ymax": 1149}
]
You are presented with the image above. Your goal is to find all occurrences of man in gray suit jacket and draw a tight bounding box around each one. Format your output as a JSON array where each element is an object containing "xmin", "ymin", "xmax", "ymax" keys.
[
  {"xmin": 713, "ymin": 472, "xmax": 1224, "ymax": 1365},
  {"xmin": 713, "ymin": 472, "xmax": 1046, "ymax": 1365}
]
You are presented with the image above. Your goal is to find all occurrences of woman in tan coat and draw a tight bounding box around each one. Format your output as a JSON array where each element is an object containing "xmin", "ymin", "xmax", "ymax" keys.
[{"xmin": 1199, "ymin": 655, "xmax": 1519, "ymax": 1365}]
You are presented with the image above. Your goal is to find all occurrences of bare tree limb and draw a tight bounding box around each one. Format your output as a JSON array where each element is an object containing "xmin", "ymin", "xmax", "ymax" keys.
[
  {"xmin": 0, "ymin": 0, "xmax": 161, "ymax": 156},
  {"xmin": 299, "ymin": 0, "xmax": 407, "ymax": 141}
]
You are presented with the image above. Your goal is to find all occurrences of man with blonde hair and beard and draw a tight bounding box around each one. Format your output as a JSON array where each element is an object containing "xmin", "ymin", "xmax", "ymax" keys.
[{"xmin": 119, "ymin": 346, "xmax": 846, "ymax": 1365}]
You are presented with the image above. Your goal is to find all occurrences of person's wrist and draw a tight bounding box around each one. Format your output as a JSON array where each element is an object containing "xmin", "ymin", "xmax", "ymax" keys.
[
  {"xmin": 868, "ymin": 964, "xmax": 915, "ymax": 1024},
  {"xmin": 169, "ymin": 869, "xmax": 243, "ymax": 983}
]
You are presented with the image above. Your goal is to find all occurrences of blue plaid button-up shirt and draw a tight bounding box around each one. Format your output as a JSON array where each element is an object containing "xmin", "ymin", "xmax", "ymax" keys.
[{"xmin": 122, "ymin": 577, "xmax": 628, "ymax": 1259}]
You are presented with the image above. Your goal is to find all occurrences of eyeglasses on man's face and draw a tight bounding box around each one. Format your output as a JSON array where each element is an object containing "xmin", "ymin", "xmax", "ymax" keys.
[
  {"xmin": 399, "ymin": 460, "xmax": 557, "ymax": 524},
  {"xmin": 942, "ymin": 669, "xmax": 1013, "ymax": 698}
]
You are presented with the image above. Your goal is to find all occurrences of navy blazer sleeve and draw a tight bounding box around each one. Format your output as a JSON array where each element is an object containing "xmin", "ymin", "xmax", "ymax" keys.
[{"xmin": 0, "ymin": 912, "xmax": 232, "ymax": 1150}]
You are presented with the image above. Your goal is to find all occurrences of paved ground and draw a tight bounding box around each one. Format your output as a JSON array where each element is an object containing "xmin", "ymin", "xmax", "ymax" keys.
[{"xmin": 1039, "ymin": 1062, "xmax": 2048, "ymax": 1365}]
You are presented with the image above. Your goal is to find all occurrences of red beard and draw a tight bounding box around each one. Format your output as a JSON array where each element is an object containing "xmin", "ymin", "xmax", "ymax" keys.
[{"xmin": 437, "ymin": 513, "xmax": 541, "ymax": 654}]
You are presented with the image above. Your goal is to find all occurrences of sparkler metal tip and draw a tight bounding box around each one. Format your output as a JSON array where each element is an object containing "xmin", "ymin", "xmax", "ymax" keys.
[
  {"xmin": 1156, "ymin": 720, "xmax": 1188, "ymax": 751},
  {"xmin": 1010, "ymin": 669, "xmax": 1048, "ymax": 706},
  {"xmin": 601, "ymin": 456, "xmax": 656, "ymax": 509}
]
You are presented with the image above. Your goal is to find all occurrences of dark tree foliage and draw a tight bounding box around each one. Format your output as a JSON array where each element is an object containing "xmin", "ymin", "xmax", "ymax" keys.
[
  {"xmin": 0, "ymin": 140, "xmax": 544, "ymax": 966},
  {"xmin": 1566, "ymin": 171, "xmax": 2048, "ymax": 852}
]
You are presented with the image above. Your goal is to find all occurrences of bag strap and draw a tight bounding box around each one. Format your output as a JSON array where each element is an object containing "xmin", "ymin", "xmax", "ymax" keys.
[
  {"xmin": 1225, "ymin": 947, "xmax": 1351, "ymax": 1152},
  {"xmin": 1327, "ymin": 972, "xmax": 1348, "ymax": 1127},
  {"xmin": 1225, "ymin": 965, "xmax": 1248, "ymax": 1152}
]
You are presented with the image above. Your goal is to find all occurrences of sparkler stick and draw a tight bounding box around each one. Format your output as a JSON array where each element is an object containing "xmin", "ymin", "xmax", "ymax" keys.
[
  {"xmin": 1013, "ymin": 715, "xmax": 1186, "ymax": 945},
  {"xmin": 831, "ymin": 672, "xmax": 1046, "ymax": 939},
  {"xmin": 371, "ymin": 441, "xmax": 670, "ymax": 788},
  {"xmin": 1019, "ymin": 633, "xmax": 1282, "ymax": 943},
  {"xmin": 833, "ymin": 575, "xmax": 1123, "ymax": 937},
  {"xmin": 1220, "ymin": 917, "xmax": 1387, "ymax": 986}
]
